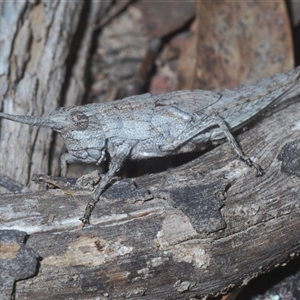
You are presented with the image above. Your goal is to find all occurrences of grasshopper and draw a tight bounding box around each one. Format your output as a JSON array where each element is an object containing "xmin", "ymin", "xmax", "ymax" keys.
[{"xmin": 1, "ymin": 67, "xmax": 300, "ymax": 224}]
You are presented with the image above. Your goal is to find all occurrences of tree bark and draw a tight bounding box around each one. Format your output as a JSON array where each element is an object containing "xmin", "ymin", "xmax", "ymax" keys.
[
  {"xmin": 1, "ymin": 94, "xmax": 300, "ymax": 299},
  {"xmin": 0, "ymin": 0, "xmax": 108, "ymax": 191}
]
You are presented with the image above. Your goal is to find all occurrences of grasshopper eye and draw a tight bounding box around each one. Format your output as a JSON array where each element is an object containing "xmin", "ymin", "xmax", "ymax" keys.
[{"xmin": 71, "ymin": 111, "xmax": 88, "ymax": 130}]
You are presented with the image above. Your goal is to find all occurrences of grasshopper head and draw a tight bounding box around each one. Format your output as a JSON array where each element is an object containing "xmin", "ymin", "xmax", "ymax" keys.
[
  {"xmin": 0, "ymin": 107, "xmax": 89, "ymax": 133},
  {"xmin": 48, "ymin": 108, "xmax": 89, "ymax": 133}
]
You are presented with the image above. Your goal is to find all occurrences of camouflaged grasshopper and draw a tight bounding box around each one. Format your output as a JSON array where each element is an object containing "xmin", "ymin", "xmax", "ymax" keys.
[{"xmin": 1, "ymin": 66, "xmax": 300, "ymax": 224}]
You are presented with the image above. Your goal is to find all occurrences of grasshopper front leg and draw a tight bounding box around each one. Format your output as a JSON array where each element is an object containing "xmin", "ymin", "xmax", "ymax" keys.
[
  {"xmin": 60, "ymin": 152, "xmax": 106, "ymax": 177},
  {"xmin": 80, "ymin": 142, "xmax": 133, "ymax": 224}
]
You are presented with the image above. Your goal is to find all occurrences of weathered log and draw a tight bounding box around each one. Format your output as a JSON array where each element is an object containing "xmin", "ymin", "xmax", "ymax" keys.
[{"xmin": 1, "ymin": 95, "xmax": 300, "ymax": 299}]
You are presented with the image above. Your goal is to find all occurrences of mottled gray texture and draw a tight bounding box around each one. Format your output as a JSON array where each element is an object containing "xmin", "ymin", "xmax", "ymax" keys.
[{"xmin": 1, "ymin": 66, "xmax": 300, "ymax": 223}]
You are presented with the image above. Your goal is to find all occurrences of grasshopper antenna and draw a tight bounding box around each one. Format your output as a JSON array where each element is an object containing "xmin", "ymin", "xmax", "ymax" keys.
[{"xmin": 0, "ymin": 112, "xmax": 54, "ymax": 128}]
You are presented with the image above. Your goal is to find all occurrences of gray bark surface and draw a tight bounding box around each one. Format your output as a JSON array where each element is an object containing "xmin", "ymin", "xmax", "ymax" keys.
[
  {"xmin": 1, "ymin": 97, "xmax": 300, "ymax": 299},
  {"xmin": 0, "ymin": 1, "xmax": 107, "ymax": 191}
]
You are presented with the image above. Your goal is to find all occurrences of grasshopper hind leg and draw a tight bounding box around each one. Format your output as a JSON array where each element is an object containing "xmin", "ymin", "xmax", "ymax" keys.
[
  {"xmin": 211, "ymin": 113, "xmax": 264, "ymax": 176},
  {"xmin": 159, "ymin": 112, "xmax": 264, "ymax": 176}
]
